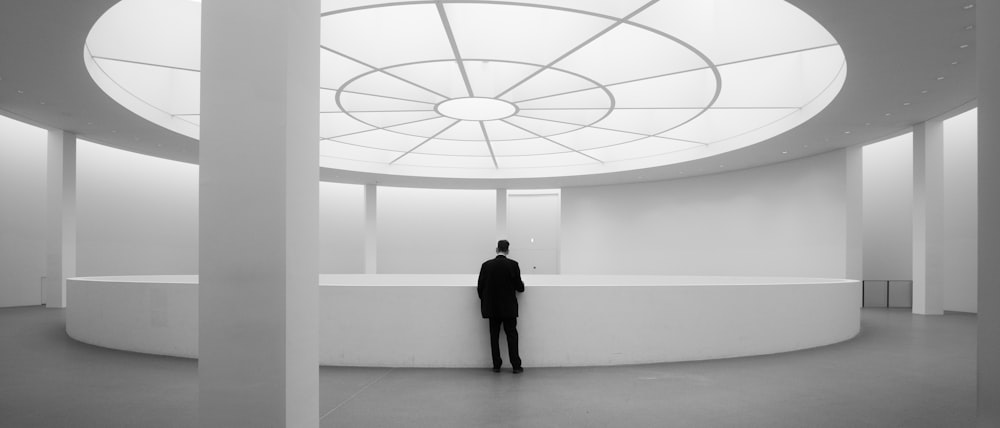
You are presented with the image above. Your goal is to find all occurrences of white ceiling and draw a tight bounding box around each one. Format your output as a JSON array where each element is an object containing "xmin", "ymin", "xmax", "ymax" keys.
[{"xmin": 0, "ymin": 0, "xmax": 978, "ymax": 189}]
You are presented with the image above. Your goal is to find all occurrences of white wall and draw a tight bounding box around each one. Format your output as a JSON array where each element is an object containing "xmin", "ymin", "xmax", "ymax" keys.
[
  {"xmin": 0, "ymin": 115, "xmax": 47, "ymax": 307},
  {"xmin": 376, "ymin": 186, "xmax": 495, "ymax": 273},
  {"xmin": 76, "ymin": 140, "xmax": 199, "ymax": 276},
  {"xmin": 862, "ymin": 133, "xmax": 914, "ymax": 280},
  {"xmin": 561, "ymin": 151, "xmax": 848, "ymax": 277},
  {"xmin": 943, "ymin": 108, "xmax": 977, "ymax": 313},
  {"xmin": 319, "ymin": 182, "xmax": 365, "ymax": 273}
]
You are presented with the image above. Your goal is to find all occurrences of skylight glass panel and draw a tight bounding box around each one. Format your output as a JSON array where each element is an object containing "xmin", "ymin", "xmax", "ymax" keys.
[
  {"xmin": 445, "ymin": 3, "xmax": 611, "ymax": 69},
  {"xmin": 515, "ymin": 109, "xmax": 607, "ymax": 127},
  {"xmin": 338, "ymin": 92, "xmax": 435, "ymax": 113},
  {"xmin": 595, "ymin": 109, "xmax": 705, "ymax": 136},
  {"xmin": 504, "ymin": 116, "xmax": 582, "ymax": 136},
  {"xmin": 320, "ymin": 140, "xmax": 401, "ymax": 164},
  {"xmin": 414, "ymin": 138, "xmax": 493, "ymax": 157},
  {"xmin": 556, "ymin": 23, "xmax": 708, "ymax": 85},
  {"xmin": 339, "ymin": 70, "xmax": 447, "ymax": 105},
  {"xmin": 529, "ymin": 0, "xmax": 656, "ymax": 19},
  {"xmin": 491, "ymin": 138, "xmax": 570, "ymax": 156},
  {"xmin": 319, "ymin": 50, "xmax": 378, "ymax": 90},
  {"xmin": 320, "ymin": 114, "xmax": 374, "ymax": 139},
  {"xmin": 92, "ymin": 59, "xmax": 177, "ymax": 115},
  {"xmin": 713, "ymin": 46, "xmax": 845, "ymax": 108},
  {"xmin": 321, "ymin": 4, "xmax": 454, "ymax": 68},
  {"xmin": 497, "ymin": 152, "xmax": 597, "ymax": 169},
  {"xmin": 547, "ymin": 127, "xmax": 644, "ymax": 151},
  {"xmin": 334, "ymin": 129, "xmax": 431, "ymax": 153},
  {"xmin": 435, "ymin": 120, "xmax": 489, "ymax": 141},
  {"xmin": 501, "ymin": 67, "xmax": 603, "ymax": 104},
  {"xmin": 396, "ymin": 153, "xmax": 496, "ymax": 169},
  {"xmin": 464, "ymin": 60, "xmax": 539, "ymax": 99},
  {"xmin": 482, "ymin": 120, "xmax": 539, "ymax": 141},
  {"xmin": 659, "ymin": 109, "xmax": 795, "ymax": 143},
  {"xmin": 608, "ymin": 69, "xmax": 717, "ymax": 108},
  {"xmin": 348, "ymin": 111, "xmax": 440, "ymax": 128},
  {"xmin": 515, "ymin": 87, "xmax": 611, "ymax": 110},
  {"xmin": 632, "ymin": 0, "xmax": 836, "ymax": 65},
  {"xmin": 85, "ymin": 0, "xmax": 200, "ymax": 71},
  {"xmin": 382, "ymin": 62, "xmax": 469, "ymax": 100},
  {"xmin": 385, "ymin": 117, "xmax": 458, "ymax": 137},
  {"xmin": 583, "ymin": 138, "xmax": 702, "ymax": 162}
]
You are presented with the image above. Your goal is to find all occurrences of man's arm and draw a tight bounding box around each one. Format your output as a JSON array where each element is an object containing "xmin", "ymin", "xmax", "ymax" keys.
[
  {"xmin": 512, "ymin": 261, "xmax": 524, "ymax": 293},
  {"xmin": 477, "ymin": 262, "xmax": 487, "ymax": 299}
]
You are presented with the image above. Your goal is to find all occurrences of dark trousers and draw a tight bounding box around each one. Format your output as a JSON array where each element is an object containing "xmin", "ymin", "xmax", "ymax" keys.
[{"xmin": 489, "ymin": 317, "xmax": 521, "ymax": 369}]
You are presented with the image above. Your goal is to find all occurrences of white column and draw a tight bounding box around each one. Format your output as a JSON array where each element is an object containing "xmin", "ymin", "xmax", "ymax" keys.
[
  {"xmin": 198, "ymin": 1, "xmax": 319, "ymax": 427},
  {"xmin": 912, "ymin": 120, "xmax": 945, "ymax": 315},
  {"xmin": 364, "ymin": 183, "xmax": 377, "ymax": 274},
  {"xmin": 845, "ymin": 146, "xmax": 863, "ymax": 280},
  {"xmin": 978, "ymin": 1, "xmax": 1000, "ymax": 424},
  {"xmin": 45, "ymin": 130, "xmax": 75, "ymax": 308},
  {"xmin": 496, "ymin": 188, "xmax": 508, "ymax": 240}
]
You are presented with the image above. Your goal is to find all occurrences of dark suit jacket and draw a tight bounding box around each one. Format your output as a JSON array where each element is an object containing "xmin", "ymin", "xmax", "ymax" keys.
[{"xmin": 477, "ymin": 255, "xmax": 525, "ymax": 319}]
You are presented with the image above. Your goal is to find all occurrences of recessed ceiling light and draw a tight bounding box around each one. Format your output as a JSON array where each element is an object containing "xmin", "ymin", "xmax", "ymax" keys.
[
  {"xmin": 951, "ymin": 61, "xmax": 959, "ymax": 65},
  {"xmin": 937, "ymin": 76, "xmax": 945, "ymax": 80},
  {"xmin": 782, "ymin": 151, "xmax": 788, "ymax": 154},
  {"xmin": 920, "ymin": 90, "xmax": 928, "ymax": 94},
  {"xmin": 963, "ymin": 4, "xmax": 974, "ymax": 9},
  {"xmin": 965, "ymin": 25, "xmax": 975, "ymax": 30},
  {"xmin": 903, "ymin": 102, "xmax": 911, "ymax": 106},
  {"xmin": 960, "ymin": 44, "xmax": 969, "ymax": 49},
  {"xmin": 884, "ymin": 113, "xmax": 892, "ymax": 116},
  {"xmin": 39, "ymin": 101, "xmax": 45, "ymax": 105},
  {"xmin": 843, "ymin": 130, "xmax": 851, "ymax": 134},
  {"xmin": 16, "ymin": 90, "xmax": 23, "ymax": 94}
]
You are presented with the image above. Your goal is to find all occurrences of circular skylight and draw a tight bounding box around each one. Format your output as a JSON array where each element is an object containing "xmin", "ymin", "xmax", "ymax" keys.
[{"xmin": 84, "ymin": 0, "xmax": 845, "ymax": 181}]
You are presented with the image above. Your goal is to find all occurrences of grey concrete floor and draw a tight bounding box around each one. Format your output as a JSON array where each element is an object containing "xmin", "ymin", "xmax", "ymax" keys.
[{"xmin": 0, "ymin": 307, "xmax": 976, "ymax": 427}]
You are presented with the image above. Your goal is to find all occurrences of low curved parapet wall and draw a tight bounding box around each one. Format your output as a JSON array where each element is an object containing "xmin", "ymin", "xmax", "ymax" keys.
[{"xmin": 67, "ymin": 275, "xmax": 860, "ymax": 367}]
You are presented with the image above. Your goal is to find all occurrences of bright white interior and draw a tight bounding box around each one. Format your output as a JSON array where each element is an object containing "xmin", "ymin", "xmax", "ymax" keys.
[{"xmin": 83, "ymin": 0, "xmax": 845, "ymax": 180}]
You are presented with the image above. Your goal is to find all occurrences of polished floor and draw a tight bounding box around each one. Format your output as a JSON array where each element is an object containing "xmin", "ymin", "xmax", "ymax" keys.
[{"xmin": 0, "ymin": 306, "xmax": 976, "ymax": 427}]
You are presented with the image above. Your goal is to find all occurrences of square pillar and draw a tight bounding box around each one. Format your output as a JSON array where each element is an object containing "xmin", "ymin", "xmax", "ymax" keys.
[
  {"xmin": 912, "ymin": 120, "xmax": 944, "ymax": 315},
  {"xmin": 496, "ymin": 188, "xmax": 508, "ymax": 240},
  {"xmin": 45, "ymin": 129, "xmax": 75, "ymax": 308},
  {"xmin": 977, "ymin": 1, "xmax": 1000, "ymax": 424},
  {"xmin": 198, "ymin": 0, "xmax": 320, "ymax": 427},
  {"xmin": 364, "ymin": 183, "xmax": 377, "ymax": 274},
  {"xmin": 845, "ymin": 146, "xmax": 863, "ymax": 280}
]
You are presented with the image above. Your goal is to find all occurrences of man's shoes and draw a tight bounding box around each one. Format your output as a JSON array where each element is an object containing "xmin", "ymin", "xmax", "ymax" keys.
[
  {"xmin": 492, "ymin": 367, "xmax": 501, "ymax": 373},
  {"xmin": 512, "ymin": 367, "xmax": 523, "ymax": 374}
]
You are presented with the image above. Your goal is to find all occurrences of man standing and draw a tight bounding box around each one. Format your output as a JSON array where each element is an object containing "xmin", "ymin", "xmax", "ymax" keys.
[{"xmin": 478, "ymin": 239, "xmax": 525, "ymax": 373}]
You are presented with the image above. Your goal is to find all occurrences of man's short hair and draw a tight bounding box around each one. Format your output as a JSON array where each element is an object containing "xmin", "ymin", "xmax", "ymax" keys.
[{"xmin": 497, "ymin": 240, "xmax": 510, "ymax": 253}]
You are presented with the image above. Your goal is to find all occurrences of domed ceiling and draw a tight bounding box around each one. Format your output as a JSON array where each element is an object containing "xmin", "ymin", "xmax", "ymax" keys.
[{"xmin": 84, "ymin": 0, "xmax": 845, "ymax": 180}]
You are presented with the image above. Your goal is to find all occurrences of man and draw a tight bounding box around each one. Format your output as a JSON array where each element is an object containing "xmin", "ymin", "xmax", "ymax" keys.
[{"xmin": 477, "ymin": 239, "xmax": 525, "ymax": 373}]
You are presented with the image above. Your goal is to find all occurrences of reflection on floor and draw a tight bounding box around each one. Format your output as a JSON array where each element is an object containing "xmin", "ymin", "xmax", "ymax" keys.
[{"xmin": 0, "ymin": 307, "xmax": 976, "ymax": 427}]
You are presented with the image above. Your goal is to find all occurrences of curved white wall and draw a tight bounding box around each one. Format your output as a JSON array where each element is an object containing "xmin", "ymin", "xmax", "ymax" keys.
[
  {"xmin": 67, "ymin": 275, "xmax": 861, "ymax": 367},
  {"xmin": 561, "ymin": 151, "xmax": 849, "ymax": 277}
]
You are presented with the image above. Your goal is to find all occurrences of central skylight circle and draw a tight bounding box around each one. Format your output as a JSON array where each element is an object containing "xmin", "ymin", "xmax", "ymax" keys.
[{"xmin": 435, "ymin": 97, "xmax": 517, "ymax": 121}]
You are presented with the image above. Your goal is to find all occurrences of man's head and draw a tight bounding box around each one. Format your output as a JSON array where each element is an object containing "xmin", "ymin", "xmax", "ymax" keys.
[{"xmin": 496, "ymin": 239, "xmax": 510, "ymax": 254}]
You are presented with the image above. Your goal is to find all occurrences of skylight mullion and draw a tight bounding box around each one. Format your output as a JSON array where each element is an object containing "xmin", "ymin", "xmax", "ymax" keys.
[
  {"xmin": 322, "ymin": 115, "xmax": 444, "ymax": 140},
  {"xmin": 323, "ymin": 88, "xmax": 439, "ymax": 105},
  {"xmin": 495, "ymin": 0, "xmax": 661, "ymax": 98},
  {"xmin": 90, "ymin": 55, "xmax": 200, "ymax": 73},
  {"xmin": 512, "ymin": 114, "xmax": 707, "ymax": 146},
  {"xmin": 478, "ymin": 122, "xmax": 499, "ymax": 168},
  {"xmin": 321, "ymin": 45, "xmax": 450, "ymax": 99},
  {"xmin": 389, "ymin": 120, "xmax": 460, "ymax": 164},
  {"xmin": 502, "ymin": 119, "xmax": 604, "ymax": 164},
  {"xmin": 436, "ymin": 1, "xmax": 475, "ymax": 98}
]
